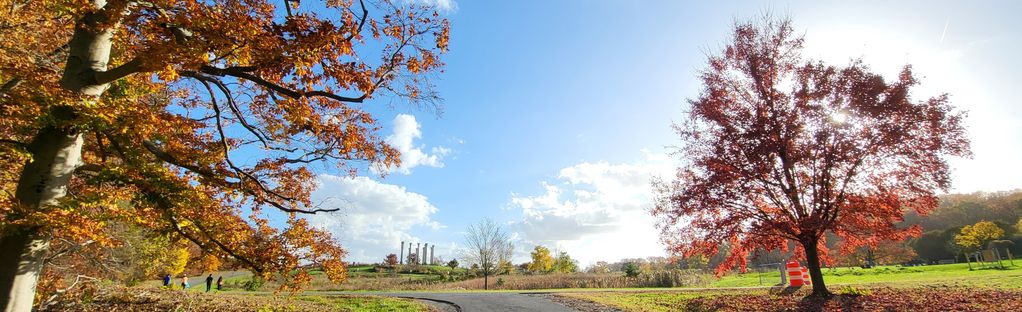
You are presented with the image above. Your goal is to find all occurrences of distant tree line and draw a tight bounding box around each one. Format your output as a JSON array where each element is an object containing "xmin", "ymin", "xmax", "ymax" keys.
[
  {"xmin": 598, "ymin": 191, "xmax": 1022, "ymax": 272},
  {"xmin": 903, "ymin": 191, "xmax": 1022, "ymax": 263},
  {"xmin": 431, "ymin": 192, "xmax": 1021, "ymax": 283}
]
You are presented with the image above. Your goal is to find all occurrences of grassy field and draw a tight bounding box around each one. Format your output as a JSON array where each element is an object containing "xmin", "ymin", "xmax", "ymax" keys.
[
  {"xmin": 714, "ymin": 262, "xmax": 1022, "ymax": 289},
  {"xmin": 120, "ymin": 262, "xmax": 1022, "ymax": 310},
  {"xmin": 204, "ymin": 261, "xmax": 1022, "ymax": 293},
  {"xmin": 211, "ymin": 264, "xmax": 471, "ymax": 292},
  {"xmin": 558, "ymin": 286, "xmax": 1022, "ymax": 312},
  {"xmin": 558, "ymin": 262, "xmax": 1022, "ymax": 311},
  {"xmin": 295, "ymin": 295, "xmax": 432, "ymax": 311},
  {"xmin": 360, "ymin": 262, "xmax": 1022, "ymax": 291}
]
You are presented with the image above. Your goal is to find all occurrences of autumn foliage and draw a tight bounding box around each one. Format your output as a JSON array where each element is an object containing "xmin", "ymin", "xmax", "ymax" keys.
[
  {"xmin": 652, "ymin": 16, "xmax": 970, "ymax": 296},
  {"xmin": 528, "ymin": 245, "xmax": 554, "ymax": 273},
  {"xmin": 953, "ymin": 221, "xmax": 1005, "ymax": 252},
  {"xmin": 0, "ymin": 0, "xmax": 449, "ymax": 308}
]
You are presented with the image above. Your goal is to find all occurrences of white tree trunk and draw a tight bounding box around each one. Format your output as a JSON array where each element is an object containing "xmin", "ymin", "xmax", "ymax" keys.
[
  {"xmin": 0, "ymin": 129, "xmax": 84, "ymax": 312},
  {"xmin": 0, "ymin": 0, "xmax": 116, "ymax": 310}
]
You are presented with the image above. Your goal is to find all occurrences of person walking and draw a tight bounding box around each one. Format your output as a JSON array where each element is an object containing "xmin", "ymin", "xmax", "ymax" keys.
[
  {"xmin": 216, "ymin": 276, "xmax": 223, "ymax": 291},
  {"xmin": 162, "ymin": 274, "xmax": 171, "ymax": 288},
  {"xmin": 181, "ymin": 274, "xmax": 190, "ymax": 289},
  {"xmin": 205, "ymin": 274, "xmax": 214, "ymax": 292}
]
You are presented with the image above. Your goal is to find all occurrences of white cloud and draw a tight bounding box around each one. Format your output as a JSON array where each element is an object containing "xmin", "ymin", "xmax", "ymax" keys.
[
  {"xmin": 305, "ymin": 174, "xmax": 442, "ymax": 263},
  {"xmin": 508, "ymin": 150, "xmax": 676, "ymax": 266},
  {"xmin": 375, "ymin": 114, "xmax": 450, "ymax": 175},
  {"xmin": 412, "ymin": 0, "xmax": 457, "ymax": 12}
]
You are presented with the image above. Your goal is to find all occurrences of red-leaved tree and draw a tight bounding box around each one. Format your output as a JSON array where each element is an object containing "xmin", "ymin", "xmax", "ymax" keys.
[{"xmin": 652, "ymin": 16, "xmax": 970, "ymax": 297}]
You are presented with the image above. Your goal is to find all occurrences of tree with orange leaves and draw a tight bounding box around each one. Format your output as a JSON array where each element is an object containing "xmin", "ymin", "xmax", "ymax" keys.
[
  {"xmin": 0, "ymin": 0, "xmax": 449, "ymax": 309},
  {"xmin": 652, "ymin": 16, "xmax": 970, "ymax": 297}
]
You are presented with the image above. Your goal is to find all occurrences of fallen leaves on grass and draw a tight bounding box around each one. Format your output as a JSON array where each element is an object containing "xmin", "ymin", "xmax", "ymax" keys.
[
  {"xmin": 41, "ymin": 286, "xmax": 429, "ymax": 311},
  {"xmin": 562, "ymin": 286, "xmax": 1022, "ymax": 312}
]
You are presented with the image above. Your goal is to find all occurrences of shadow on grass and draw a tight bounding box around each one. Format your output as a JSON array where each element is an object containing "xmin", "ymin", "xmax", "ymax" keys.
[
  {"xmin": 796, "ymin": 293, "xmax": 868, "ymax": 312},
  {"xmin": 768, "ymin": 285, "xmax": 802, "ymax": 296},
  {"xmin": 971, "ymin": 265, "xmax": 1019, "ymax": 271}
]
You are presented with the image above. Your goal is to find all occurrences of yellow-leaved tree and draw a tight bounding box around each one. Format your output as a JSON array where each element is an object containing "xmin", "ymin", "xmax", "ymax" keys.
[
  {"xmin": 0, "ymin": 0, "xmax": 450, "ymax": 310},
  {"xmin": 527, "ymin": 246, "xmax": 554, "ymax": 273},
  {"xmin": 954, "ymin": 221, "xmax": 1005, "ymax": 252},
  {"xmin": 130, "ymin": 231, "xmax": 190, "ymax": 282}
]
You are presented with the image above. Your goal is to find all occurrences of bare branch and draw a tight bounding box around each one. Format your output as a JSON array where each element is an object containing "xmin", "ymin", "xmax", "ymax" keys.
[
  {"xmin": 40, "ymin": 274, "xmax": 99, "ymax": 309},
  {"xmin": 185, "ymin": 72, "xmax": 338, "ymax": 214},
  {"xmin": 197, "ymin": 66, "xmax": 368, "ymax": 103}
]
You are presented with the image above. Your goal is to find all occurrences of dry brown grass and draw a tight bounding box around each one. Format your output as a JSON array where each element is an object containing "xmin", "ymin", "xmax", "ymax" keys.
[
  {"xmin": 440, "ymin": 271, "xmax": 713, "ymax": 290},
  {"xmin": 230, "ymin": 269, "xmax": 713, "ymax": 291}
]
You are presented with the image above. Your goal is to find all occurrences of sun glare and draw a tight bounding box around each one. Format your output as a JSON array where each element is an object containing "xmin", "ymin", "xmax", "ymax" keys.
[{"xmin": 831, "ymin": 111, "xmax": 849, "ymax": 124}]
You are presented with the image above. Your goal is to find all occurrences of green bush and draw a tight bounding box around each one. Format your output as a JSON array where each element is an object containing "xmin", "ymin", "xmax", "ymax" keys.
[
  {"xmin": 243, "ymin": 276, "xmax": 264, "ymax": 291},
  {"xmin": 623, "ymin": 262, "xmax": 641, "ymax": 277}
]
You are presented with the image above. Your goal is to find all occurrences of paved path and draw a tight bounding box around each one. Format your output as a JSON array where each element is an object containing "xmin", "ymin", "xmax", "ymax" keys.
[{"xmin": 314, "ymin": 291, "xmax": 576, "ymax": 312}]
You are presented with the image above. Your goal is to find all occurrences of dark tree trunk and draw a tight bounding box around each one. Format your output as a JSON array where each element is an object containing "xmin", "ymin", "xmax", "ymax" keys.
[
  {"xmin": 802, "ymin": 238, "xmax": 831, "ymax": 297},
  {"xmin": 483, "ymin": 273, "xmax": 488, "ymax": 290}
]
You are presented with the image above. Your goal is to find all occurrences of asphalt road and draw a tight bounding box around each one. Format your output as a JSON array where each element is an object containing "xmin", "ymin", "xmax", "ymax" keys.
[{"xmin": 316, "ymin": 291, "xmax": 577, "ymax": 312}]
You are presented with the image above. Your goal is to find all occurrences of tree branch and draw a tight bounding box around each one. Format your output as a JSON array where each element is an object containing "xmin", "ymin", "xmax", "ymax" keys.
[
  {"xmin": 0, "ymin": 138, "xmax": 28, "ymax": 150},
  {"xmin": 93, "ymin": 57, "xmax": 145, "ymax": 85},
  {"xmin": 0, "ymin": 77, "xmax": 21, "ymax": 97},
  {"xmin": 40, "ymin": 274, "xmax": 99, "ymax": 309},
  {"xmin": 196, "ymin": 66, "xmax": 368, "ymax": 103},
  {"xmin": 190, "ymin": 73, "xmax": 338, "ymax": 214},
  {"xmin": 142, "ymin": 140, "xmax": 228, "ymax": 181},
  {"xmin": 344, "ymin": 0, "xmax": 370, "ymax": 42},
  {"xmin": 162, "ymin": 206, "xmax": 264, "ymax": 273}
]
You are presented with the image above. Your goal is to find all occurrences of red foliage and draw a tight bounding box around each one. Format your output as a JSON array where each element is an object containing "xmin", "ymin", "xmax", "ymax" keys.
[{"xmin": 652, "ymin": 16, "xmax": 970, "ymax": 296}]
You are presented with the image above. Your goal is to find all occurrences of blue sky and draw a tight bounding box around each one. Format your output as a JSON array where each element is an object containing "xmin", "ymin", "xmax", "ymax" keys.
[{"xmin": 298, "ymin": 0, "xmax": 1022, "ymax": 265}]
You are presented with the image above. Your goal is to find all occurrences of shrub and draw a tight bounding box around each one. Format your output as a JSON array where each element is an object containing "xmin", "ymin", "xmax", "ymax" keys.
[
  {"xmin": 623, "ymin": 262, "xmax": 641, "ymax": 277},
  {"xmin": 441, "ymin": 270, "xmax": 711, "ymax": 290},
  {"xmin": 243, "ymin": 276, "xmax": 265, "ymax": 291}
]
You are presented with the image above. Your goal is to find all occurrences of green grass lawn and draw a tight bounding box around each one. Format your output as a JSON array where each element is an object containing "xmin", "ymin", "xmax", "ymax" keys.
[
  {"xmin": 296, "ymin": 295, "xmax": 431, "ymax": 312},
  {"xmin": 562, "ymin": 291, "xmax": 726, "ymax": 312},
  {"xmin": 714, "ymin": 262, "xmax": 1022, "ymax": 288}
]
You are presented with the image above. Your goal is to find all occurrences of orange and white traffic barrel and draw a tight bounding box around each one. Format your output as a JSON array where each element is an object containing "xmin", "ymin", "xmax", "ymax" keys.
[
  {"xmin": 801, "ymin": 267, "xmax": 811, "ymax": 286},
  {"xmin": 786, "ymin": 260, "xmax": 804, "ymax": 287}
]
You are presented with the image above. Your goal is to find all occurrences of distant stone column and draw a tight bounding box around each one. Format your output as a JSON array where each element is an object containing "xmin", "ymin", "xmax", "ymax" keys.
[
  {"xmin": 407, "ymin": 244, "xmax": 413, "ymax": 264},
  {"xmin": 416, "ymin": 243, "xmax": 421, "ymax": 264},
  {"xmin": 430, "ymin": 245, "xmax": 435, "ymax": 265},
  {"xmin": 422, "ymin": 243, "xmax": 428, "ymax": 265},
  {"xmin": 400, "ymin": 241, "xmax": 404, "ymax": 265}
]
